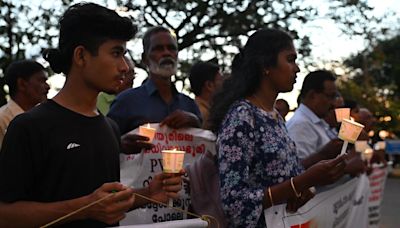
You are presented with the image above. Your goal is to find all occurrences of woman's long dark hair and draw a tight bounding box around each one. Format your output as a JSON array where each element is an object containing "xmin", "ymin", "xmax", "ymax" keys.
[{"xmin": 208, "ymin": 28, "xmax": 293, "ymax": 132}]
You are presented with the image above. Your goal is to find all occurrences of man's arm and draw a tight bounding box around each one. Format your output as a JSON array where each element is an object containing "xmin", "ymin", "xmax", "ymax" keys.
[
  {"xmin": 0, "ymin": 182, "xmax": 134, "ymax": 227},
  {"xmin": 301, "ymin": 139, "xmax": 343, "ymax": 169}
]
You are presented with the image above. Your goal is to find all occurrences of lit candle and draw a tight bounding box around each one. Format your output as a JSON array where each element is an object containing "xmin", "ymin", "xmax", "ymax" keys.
[
  {"xmin": 161, "ymin": 148, "xmax": 185, "ymax": 174},
  {"xmin": 338, "ymin": 118, "xmax": 365, "ymax": 156},
  {"xmin": 139, "ymin": 123, "xmax": 156, "ymax": 142},
  {"xmin": 335, "ymin": 108, "xmax": 350, "ymax": 123},
  {"xmin": 363, "ymin": 148, "xmax": 374, "ymax": 167},
  {"xmin": 161, "ymin": 148, "xmax": 185, "ymax": 207}
]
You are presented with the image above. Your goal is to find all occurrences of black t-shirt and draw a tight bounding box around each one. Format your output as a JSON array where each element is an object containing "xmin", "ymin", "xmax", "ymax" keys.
[{"xmin": 0, "ymin": 100, "xmax": 120, "ymax": 227}]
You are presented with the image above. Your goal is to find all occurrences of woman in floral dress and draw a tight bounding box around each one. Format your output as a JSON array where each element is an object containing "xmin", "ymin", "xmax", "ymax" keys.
[{"xmin": 208, "ymin": 29, "xmax": 347, "ymax": 227}]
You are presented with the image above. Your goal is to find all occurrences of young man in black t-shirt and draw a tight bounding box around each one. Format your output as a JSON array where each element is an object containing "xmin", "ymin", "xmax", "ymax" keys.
[{"xmin": 0, "ymin": 3, "xmax": 183, "ymax": 227}]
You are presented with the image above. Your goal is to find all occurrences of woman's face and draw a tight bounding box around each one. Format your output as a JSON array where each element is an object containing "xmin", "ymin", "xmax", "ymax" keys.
[{"xmin": 266, "ymin": 43, "xmax": 300, "ymax": 93}]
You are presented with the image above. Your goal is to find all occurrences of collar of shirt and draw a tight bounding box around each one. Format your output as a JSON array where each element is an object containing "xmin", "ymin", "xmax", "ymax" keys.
[
  {"xmin": 144, "ymin": 78, "xmax": 179, "ymax": 97},
  {"xmin": 8, "ymin": 99, "xmax": 24, "ymax": 115},
  {"xmin": 297, "ymin": 104, "xmax": 324, "ymax": 125},
  {"xmin": 100, "ymin": 92, "xmax": 116, "ymax": 103}
]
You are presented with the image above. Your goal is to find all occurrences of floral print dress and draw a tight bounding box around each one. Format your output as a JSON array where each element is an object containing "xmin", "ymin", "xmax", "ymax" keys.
[{"xmin": 217, "ymin": 99, "xmax": 303, "ymax": 227}]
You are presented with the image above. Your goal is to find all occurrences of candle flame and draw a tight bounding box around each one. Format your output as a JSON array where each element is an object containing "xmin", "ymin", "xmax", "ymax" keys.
[{"xmin": 147, "ymin": 123, "xmax": 150, "ymax": 128}]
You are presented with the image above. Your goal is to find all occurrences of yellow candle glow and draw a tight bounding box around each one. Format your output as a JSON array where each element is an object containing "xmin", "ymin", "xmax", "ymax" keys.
[
  {"xmin": 338, "ymin": 119, "xmax": 365, "ymax": 144},
  {"xmin": 335, "ymin": 108, "xmax": 350, "ymax": 123},
  {"xmin": 362, "ymin": 148, "xmax": 374, "ymax": 166},
  {"xmin": 139, "ymin": 123, "xmax": 156, "ymax": 142},
  {"xmin": 162, "ymin": 149, "xmax": 185, "ymax": 173}
]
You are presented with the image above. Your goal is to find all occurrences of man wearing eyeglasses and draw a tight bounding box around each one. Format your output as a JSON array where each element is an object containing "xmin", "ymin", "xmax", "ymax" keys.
[{"xmin": 286, "ymin": 70, "xmax": 344, "ymax": 169}]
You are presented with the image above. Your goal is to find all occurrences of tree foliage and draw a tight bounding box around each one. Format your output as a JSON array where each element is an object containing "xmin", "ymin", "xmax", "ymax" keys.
[
  {"xmin": 0, "ymin": 0, "xmax": 396, "ymax": 104},
  {"xmin": 341, "ymin": 34, "xmax": 400, "ymax": 135}
]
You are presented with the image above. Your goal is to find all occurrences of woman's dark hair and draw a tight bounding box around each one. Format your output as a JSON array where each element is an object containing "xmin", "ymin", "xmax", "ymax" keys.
[
  {"xmin": 208, "ymin": 28, "xmax": 293, "ymax": 132},
  {"xmin": 43, "ymin": 3, "xmax": 137, "ymax": 75}
]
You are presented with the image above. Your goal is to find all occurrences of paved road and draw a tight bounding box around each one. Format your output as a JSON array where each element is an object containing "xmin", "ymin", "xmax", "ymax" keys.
[{"xmin": 380, "ymin": 177, "xmax": 400, "ymax": 228}]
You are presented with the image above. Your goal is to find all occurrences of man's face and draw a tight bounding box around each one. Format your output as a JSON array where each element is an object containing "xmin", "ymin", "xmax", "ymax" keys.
[
  {"xmin": 208, "ymin": 71, "xmax": 223, "ymax": 94},
  {"xmin": 144, "ymin": 31, "xmax": 178, "ymax": 78},
  {"xmin": 314, "ymin": 80, "xmax": 337, "ymax": 118},
  {"xmin": 83, "ymin": 39, "xmax": 129, "ymax": 94},
  {"xmin": 117, "ymin": 60, "xmax": 135, "ymax": 94},
  {"xmin": 24, "ymin": 70, "xmax": 50, "ymax": 104},
  {"xmin": 267, "ymin": 43, "xmax": 300, "ymax": 93}
]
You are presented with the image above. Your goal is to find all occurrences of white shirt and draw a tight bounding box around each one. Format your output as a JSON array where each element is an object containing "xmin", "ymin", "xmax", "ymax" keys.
[
  {"xmin": 286, "ymin": 104, "xmax": 332, "ymax": 159},
  {"xmin": 0, "ymin": 99, "xmax": 24, "ymax": 148}
]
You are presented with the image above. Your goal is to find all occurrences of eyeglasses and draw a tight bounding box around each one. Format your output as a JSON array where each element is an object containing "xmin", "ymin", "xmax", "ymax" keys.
[{"xmin": 321, "ymin": 92, "xmax": 339, "ymax": 100}]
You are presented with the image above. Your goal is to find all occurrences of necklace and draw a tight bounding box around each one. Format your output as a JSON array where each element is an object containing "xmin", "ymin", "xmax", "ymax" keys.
[{"xmin": 252, "ymin": 94, "xmax": 278, "ymax": 120}]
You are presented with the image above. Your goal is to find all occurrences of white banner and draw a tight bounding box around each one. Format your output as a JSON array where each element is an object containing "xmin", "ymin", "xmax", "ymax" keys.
[
  {"xmin": 264, "ymin": 176, "xmax": 367, "ymax": 228},
  {"xmin": 118, "ymin": 218, "xmax": 208, "ymax": 228},
  {"xmin": 264, "ymin": 167, "xmax": 388, "ymax": 228},
  {"xmin": 119, "ymin": 124, "xmax": 216, "ymax": 225},
  {"xmin": 367, "ymin": 165, "xmax": 388, "ymax": 227}
]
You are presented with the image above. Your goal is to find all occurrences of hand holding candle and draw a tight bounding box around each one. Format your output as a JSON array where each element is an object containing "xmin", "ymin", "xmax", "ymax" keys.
[
  {"xmin": 338, "ymin": 119, "xmax": 365, "ymax": 156},
  {"xmin": 139, "ymin": 123, "xmax": 156, "ymax": 142},
  {"xmin": 162, "ymin": 148, "xmax": 185, "ymax": 206}
]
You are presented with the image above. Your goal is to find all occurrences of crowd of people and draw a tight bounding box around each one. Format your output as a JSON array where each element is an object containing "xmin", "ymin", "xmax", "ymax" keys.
[{"xmin": 0, "ymin": 2, "xmax": 388, "ymax": 228}]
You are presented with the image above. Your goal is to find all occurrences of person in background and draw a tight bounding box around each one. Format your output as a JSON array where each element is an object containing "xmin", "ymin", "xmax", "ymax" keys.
[
  {"xmin": 97, "ymin": 56, "xmax": 135, "ymax": 115},
  {"xmin": 189, "ymin": 61, "xmax": 223, "ymax": 129},
  {"xmin": 208, "ymin": 28, "xmax": 346, "ymax": 227},
  {"xmin": 0, "ymin": 3, "xmax": 182, "ymax": 227},
  {"xmin": 287, "ymin": 70, "xmax": 345, "ymax": 168},
  {"xmin": 0, "ymin": 60, "xmax": 50, "ymax": 147},
  {"xmin": 275, "ymin": 98, "xmax": 290, "ymax": 120},
  {"xmin": 108, "ymin": 26, "xmax": 201, "ymax": 154}
]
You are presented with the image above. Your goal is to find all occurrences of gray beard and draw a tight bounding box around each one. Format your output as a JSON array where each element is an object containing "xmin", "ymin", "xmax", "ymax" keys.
[{"xmin": 148, "ymin": 60, "xmax": 177, "ymax": 78}]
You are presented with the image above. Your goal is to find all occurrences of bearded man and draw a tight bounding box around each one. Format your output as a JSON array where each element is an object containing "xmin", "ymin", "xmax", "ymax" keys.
[{"xmin": 108, "ymin": 26, "xmax": 201, "ymax": 154}]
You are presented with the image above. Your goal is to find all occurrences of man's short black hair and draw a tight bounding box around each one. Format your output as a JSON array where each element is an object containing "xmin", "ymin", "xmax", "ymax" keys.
[
  {"xmin": 43, "ymin": 3, "xmax": 137, "ymax": 75},
  {"xmin": 298, "ymin": 70, "xmax": 336, "ymax": 104},
  {"xmin": 5, "ymin": 60, "xmax": 45, "ymax": 97},
  {"xmin": 189, "ymin": 61, "xmax": 220, "ymax": 96},
  {"xmin": 142, "ymin": 26, "xmax": 175, "ymax": 56}
]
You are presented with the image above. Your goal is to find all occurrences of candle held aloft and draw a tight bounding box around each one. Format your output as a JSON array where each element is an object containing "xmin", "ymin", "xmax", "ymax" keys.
[{"xmin": 139, "ymin": 123, "xmax": 156, "ymax": 142}]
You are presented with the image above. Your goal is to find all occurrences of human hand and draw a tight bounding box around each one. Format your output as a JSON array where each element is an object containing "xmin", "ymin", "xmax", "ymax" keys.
[
  {"xmin": 121, "ymin": 133, "xmax": 154, "ymax": 154},
  {"xmin": 160, "ymin": 110, "xmax": 200, "ymax": 129},
  {"xmin": 148, "ymin": 170, "xmax": 185, "ymax": 203},
  {"xmin": 86, "ymin": 182, "xmax": 135, "ymax": 224},
  {"xmin": 305, "ymin": 155, "xmax": 347, "ymax": 187},
  {"xmin": 286, "ymin": 188, "xmax": 315, "ymax": 213},
  {"xmin": 319, "ymin": 139, "xmax": 343, "ymax": 159},
  {"xmin": 344, "ymin": 155, "xmax": 367, "ymax": 177}
]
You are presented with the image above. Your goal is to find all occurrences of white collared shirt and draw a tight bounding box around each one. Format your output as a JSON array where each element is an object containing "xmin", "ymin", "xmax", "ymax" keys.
[
  {"xmin": 0, "ymin": 99, "xmax": 24, "ymax": 148},
  {"xmin": 286, "ymin": 104, "xmax": 332, "ymax": 159}
]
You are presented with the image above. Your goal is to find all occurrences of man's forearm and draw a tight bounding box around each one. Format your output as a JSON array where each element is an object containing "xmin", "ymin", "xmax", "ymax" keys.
[
  {"xmin": 0, "ymin": 196, "xmax": 90, "ymax": 227},
  {"xmin": 131, "ymin": 187, "xmax": 152, "ymax": 209},
  {"xmin": 302, "ymin": 152, "xmax": 326, "ymax": 169}
]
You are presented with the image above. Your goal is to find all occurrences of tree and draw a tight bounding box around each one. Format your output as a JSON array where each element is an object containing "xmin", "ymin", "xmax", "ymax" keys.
[
  {"xmin": 0, "ymin": 0, "xmax": 396, "ymax": 103},
  {"xmin": 340, "ymin": 34, "xmax": 400, "ymax": 135},
  {"xmin": 0, "ymin": 0, "xmax": 73, "ymax": 105},
  {"xmin": 117, "ymin": 0, "xmax": 393, "ymax": 91}
]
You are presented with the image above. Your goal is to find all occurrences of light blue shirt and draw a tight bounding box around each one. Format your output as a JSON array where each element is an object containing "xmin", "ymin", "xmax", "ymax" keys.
[{"xmin": 286, "ymin": 104, "xmax": 333, "ymax": 159}]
